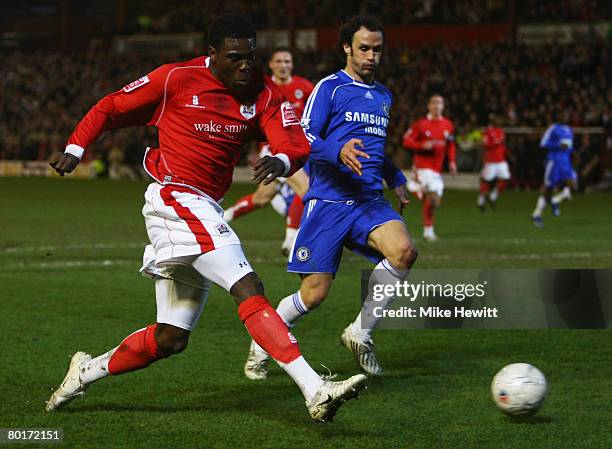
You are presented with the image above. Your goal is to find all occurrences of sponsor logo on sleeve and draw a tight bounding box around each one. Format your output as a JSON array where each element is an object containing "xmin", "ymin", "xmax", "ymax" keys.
[
  {"xmin": 123, "ymin": 76, "xmax": 150, "ymax": 92},
  {"xmin": 281, "ymin": 101, "xmax": 300, "ymax": 127}
]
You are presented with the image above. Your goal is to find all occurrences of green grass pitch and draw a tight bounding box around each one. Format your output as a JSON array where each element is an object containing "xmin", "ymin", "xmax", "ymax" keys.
[{"xmin": 0, "ymin": 177, "xmax": 610, "ymax": 449}]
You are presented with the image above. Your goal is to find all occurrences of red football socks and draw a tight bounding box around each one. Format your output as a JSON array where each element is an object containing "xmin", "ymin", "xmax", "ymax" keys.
[
  {"xmin": 286, "ymin": 195, "xmax": 304, "ymax": 229},
  {"xmin": 231, "ymin": 194, "xmax": 256, "ymax": 220},
  {"xmin": 423, "ymin": 197, "xmax": 434, "ymax": 227},
  {"xmin": 238, "ymin": 295, "xmax": 301, "ymax": 364},
  {"xmin": 108, "ymin": 324, "xmax": 169, "ymax": 375}
]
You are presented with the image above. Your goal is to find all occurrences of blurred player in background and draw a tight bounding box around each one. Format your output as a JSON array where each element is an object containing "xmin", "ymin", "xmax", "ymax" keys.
[
  {"xmin": 478, "ymin": 113, "xmax": 511, "ymax": 211},
  {"xmin": 532, "ymin": 123, "xmax": 576, "ymax": 228},
  {"xmin": 46, "ymin": 14, "xmax": 365, "ymax": 423},
  {"xmin": 224, "ymin": 47, "xmax": 313, "ymax": 254},
  {"xmin": 402, "ymin": 94, "xmax": 457, "ymax": 241},
  {"xmin": 244, "ymin": 15, "xmax": 416, "ymax": 379}
]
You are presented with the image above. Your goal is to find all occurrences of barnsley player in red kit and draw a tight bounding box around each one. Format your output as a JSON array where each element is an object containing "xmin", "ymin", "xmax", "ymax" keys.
[
  {"xmin": 45, "ymin": 15, "xmax": 366, "ymax": 423},
  {"xmin": 402, "ymin": 95, "xmax": 457, "ymax": 241},
  {"xmin": 224, "ymin": 47, "xmax": 313, "ymax": 255},
  {"xmin": 478, "ymin": 113, "xmax": 511, "ymax": 211}
]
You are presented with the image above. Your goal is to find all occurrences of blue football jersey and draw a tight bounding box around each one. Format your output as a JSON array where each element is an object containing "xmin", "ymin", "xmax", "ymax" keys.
[
  {"xmin": 540, "ymin": 124, "xmax": 574, "ymax": 164},
  {"xmin": 301, "ymin": 70, "xmax": 406, "ymax": 201}
]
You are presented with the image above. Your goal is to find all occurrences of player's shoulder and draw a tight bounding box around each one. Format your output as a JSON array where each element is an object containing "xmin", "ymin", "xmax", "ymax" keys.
[
  {"xmin": 256, "ymin": 73, "xmax": 290, "ymax": 110},
  {"xmin": 155, "ymin": 56, "xmax": 207, "ymax": 75},
  {"xmin": 374, "ymin": 81, "xmax": 392, "ymax": 100},
  {"xmin": 312, "ymin": 71, "xmax": 343, "ymax": 93},
  {"xmin": 291, "ymin": 75, "xmax": 314, "ymax": 90},
  {"xmin": 442, "ymin": 116, "xmax": 455, "ymax": 129}
]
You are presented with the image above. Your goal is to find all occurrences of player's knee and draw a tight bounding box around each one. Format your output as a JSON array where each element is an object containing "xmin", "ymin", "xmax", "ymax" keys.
[
  {"xmin": 388, "ymin": 242, "xmax": 418, "ymax": 270},
  {"xmin": 230, "ymin": 272, "xmax": 265, "ymax": 303},
  {"xmin": 154, "ymin": 324, "xmax": 190, "ymax": 355}
]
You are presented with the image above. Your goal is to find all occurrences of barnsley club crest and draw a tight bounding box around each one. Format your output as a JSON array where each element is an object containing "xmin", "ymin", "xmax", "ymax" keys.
[{"xmin": 240, "ymin": 104, "xmax": 256, "ymax": 120}]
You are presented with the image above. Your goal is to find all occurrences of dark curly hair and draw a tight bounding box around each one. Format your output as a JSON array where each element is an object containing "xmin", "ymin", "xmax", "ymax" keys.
[
  {"xmin": 207, "ymin": 14, "xmax": 256, "ymax": 50},
  {"xmin": 337, "ymin": 15, "xmax": 385, "ymax": 61}
]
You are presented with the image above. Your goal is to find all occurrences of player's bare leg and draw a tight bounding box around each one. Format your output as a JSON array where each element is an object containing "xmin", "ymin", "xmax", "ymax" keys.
[
  {"xmin": 224, "ymin": 182, "xmax": 278, "ymax": 222},
  {"xmin": 423, "ymin": 191, "xmax": 441, "ymax": 241},
  {"xmin": 339, "ymin": 220, "xmax": 417, "ymax": 375}
]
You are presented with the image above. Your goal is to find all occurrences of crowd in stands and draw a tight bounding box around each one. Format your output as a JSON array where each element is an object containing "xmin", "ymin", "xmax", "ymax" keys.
[
  {"xmin": 122, "ymin": 0, "xmax": 611, "ymax": 32},
  {"xmin": 1, "ymin": 36, "xmax": 609, "ymax": 188}
]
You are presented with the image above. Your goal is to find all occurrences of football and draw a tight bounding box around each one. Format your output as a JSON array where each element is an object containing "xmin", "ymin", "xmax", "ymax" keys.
[{"xmin": 491, "ymin": 363, "xmax": 548, "ymax": 417}]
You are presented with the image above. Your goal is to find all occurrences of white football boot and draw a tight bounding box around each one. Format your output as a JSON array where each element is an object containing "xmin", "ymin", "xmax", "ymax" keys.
[
  {"xmin": 243, "ymin": 341, "xmax": 270, "ymax": 380},
  {"xmin": 307, "ymin": 374, "xmax": 367, "ymax": 422},
  {"xmin": 340, "ymin": 326, "xmax": 383, "ymax": 376},
  {"xmin": 45, "ymin": 352, "xmax": 91, "ymax": 411}
]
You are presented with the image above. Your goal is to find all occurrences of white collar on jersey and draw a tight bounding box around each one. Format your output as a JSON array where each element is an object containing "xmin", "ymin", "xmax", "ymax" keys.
[{"xmin": 340, "ymin": 69, "xmax": 375, "ymax": 88}]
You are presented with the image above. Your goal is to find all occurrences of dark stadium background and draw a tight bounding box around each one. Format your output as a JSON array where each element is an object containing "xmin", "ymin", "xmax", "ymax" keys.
[{"xmin": 1, "ymin": 0, "xmax": 610, "ymax": 191}]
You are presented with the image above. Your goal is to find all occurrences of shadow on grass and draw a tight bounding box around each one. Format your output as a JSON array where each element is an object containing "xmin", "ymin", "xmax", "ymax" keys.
[
  {"xmin": 61, "ymin": 382, "xmax": 385, "ymax": 438},
  {"xmin": 503, "ymin": 415, "xmax": 554, "ymax": 425}
]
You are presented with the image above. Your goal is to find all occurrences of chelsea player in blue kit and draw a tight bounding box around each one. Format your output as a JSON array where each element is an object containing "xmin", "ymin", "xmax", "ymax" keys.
[
  {"xmin": 532, "ymin": 123, "xmax": 576, "ymax": 228},
  {"xmin": 244, "ymin": 16, "xmax": 418, "ymax": 379}
]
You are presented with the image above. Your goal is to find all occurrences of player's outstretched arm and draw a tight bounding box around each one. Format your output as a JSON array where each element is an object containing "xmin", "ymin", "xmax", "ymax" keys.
[{"xmin": 49, "ymin": 66, "xmax": 169, "ymax": 175}]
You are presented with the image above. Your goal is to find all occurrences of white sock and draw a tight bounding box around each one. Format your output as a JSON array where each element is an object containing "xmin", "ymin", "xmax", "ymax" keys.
[
  {"xmin": 424, "ymin": 225, "xmax": 434, "ymax": 237},
  {"xmin": 489, "ymin": 188, "xmax": 498, "ymax": 202},
  {"xmin": 252, "ymin": 291, "xmax": 308, "ymax": 355},
  {"xmin": 350, "ymin": 259, "xmax": 410, "ymax": 342},
  {"xmin": 552, "ymin": 186, "xmax": 571, "ymax": 205},
  {"xmin": 478, "ymin": 194, "xmax": 486, "ymax": 206},
  {"xmin": 79, "ymin": 348, "xmax": 114, "ymax": 385},
  {"xmin": 279, "ymin": 356, "xmax": 322, "ymax": 402},
  {"xmin": 277, "ymin": 291, "xmax": 309, "ymax": 326},
  {"xmin": 532, "ymin": 195, "xmax": 547, "ymax": 217}
]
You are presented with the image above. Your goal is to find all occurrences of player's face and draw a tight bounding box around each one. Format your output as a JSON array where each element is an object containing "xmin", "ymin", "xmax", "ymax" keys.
[
  {"xmin": 428, "ymin": 96, "xmax": 444, "ymax": 117},
  {"xmin": 345, "ymin": 27, "xmax": 383, "ymax": 81},
  {"xmin": 209, "ymin": 37, "xmax": 256, "ymax": 93},
  {"xmin": 269, "ymin": 51, "xmax": 293, "ymax": 81}
]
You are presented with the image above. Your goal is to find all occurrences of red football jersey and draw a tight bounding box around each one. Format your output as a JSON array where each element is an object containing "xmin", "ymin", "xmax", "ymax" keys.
[
  {"xmin": 482, "ymin": 126, "xmax": 507, "ymax": 163},
  {"xmin": 402, "ymin": 115, "xmax": 456, "ymax": 173},
  {"xmin": 271, "ymin": 75, "xmax": 314, "ymax": 117},
  {"xmin": 67, "ymin": 56, "xmax": 309, "ymax": 201}
]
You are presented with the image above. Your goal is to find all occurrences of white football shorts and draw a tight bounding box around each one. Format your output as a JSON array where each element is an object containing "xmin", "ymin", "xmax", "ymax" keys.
[
  {"xmin": 408, "ymin": 168, "xmax": 445, "ymax": 197},
  {"xmin": 481, "ymin": 161, "xmax": 511, "ymax": 182},
  {"xmin": 140, "ymin": 182, "xmax": 254, "ymax": 330}
]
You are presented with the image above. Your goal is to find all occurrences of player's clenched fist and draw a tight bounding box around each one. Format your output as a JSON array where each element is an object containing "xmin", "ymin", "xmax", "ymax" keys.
[
  {"xmin": 340, "ymin": 138, "xmax": 370, "ymax": 176},
  {"xmin": 49, "ymin": 152, "xmax": 79, "ymax": 176},
  {"xmin": 252, "ymin": 155, "xmax": 286, "ymax": 185}
]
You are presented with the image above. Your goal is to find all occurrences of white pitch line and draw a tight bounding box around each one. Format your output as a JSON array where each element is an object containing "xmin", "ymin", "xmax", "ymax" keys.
[
  {"xmin": 1, "ymin": 242, "xmax": 146, "ymax": 254},
  {"xmin": 4, "ymin": 250, "xmax": 612, "ymax": 271},
  {"xmin": 2, "ymin": 236, "xmax": 608, "ymax": 255}
]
